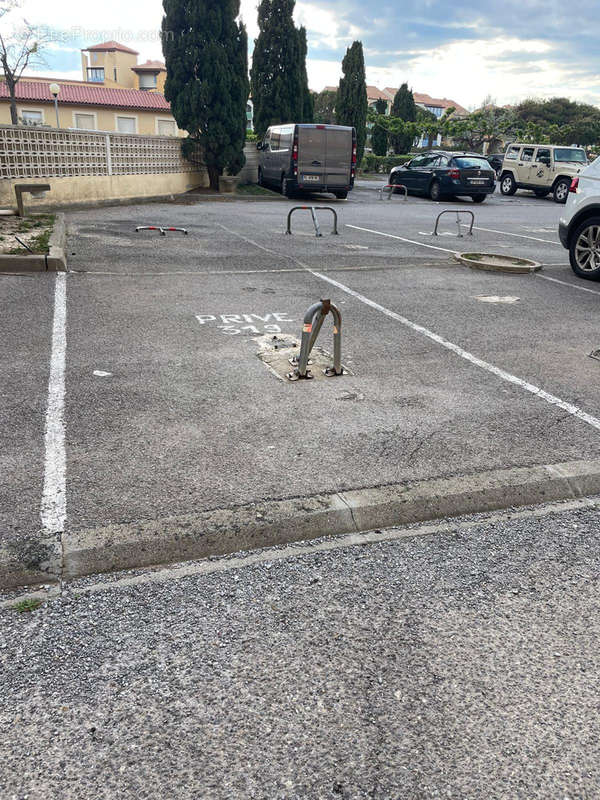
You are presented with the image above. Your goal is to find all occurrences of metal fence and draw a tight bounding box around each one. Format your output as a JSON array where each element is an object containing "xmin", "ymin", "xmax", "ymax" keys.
[{"xmin": 0, "ymin": 125, "xmax": 203, "ymax": 179}]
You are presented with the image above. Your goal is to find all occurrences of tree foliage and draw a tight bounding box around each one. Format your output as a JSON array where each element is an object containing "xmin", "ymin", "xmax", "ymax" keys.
[
  {"xmin": 250, "ymin": 0, "xmax": 310, "ymax": 136},
  {"xmin": 371, "ymin": 97, "xmax": 388, "ymax": 156},
  {"xmin": 390, "ymin": 83, "xmax": 416, "ymax": 154},
  {"xmin": 313, "ymin": 89, "xmax": 337, "ymax": 124},
  {"xmin": 162, "ymin": 0, "xmax": 249, "ymax": 190},
  {"xmin": 336, "ymin": 41, "xmax": 368, "ymax": 163},
  {"xmin": 0, "ymin": 1, "xmax": 51, "ymax": 125}
]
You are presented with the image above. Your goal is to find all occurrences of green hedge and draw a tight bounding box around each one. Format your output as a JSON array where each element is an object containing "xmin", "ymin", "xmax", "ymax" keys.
[{"xmin": 360, "ymin": 154, "xmax": 413, "ymax": 173}]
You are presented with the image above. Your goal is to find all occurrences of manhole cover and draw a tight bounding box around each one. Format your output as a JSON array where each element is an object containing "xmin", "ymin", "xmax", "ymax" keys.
[{"xmin": 456, "ymin": 253, "xmax": 541, "ymax": 273}]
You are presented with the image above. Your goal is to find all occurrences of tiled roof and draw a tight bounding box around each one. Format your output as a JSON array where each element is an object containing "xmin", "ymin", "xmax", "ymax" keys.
[
  {"xmin": 366, "ymin": 85, "xmax": 391, "ymax": 101},
  {"xmin": 83, "ymin": 41, "xmax": 139, "ymax": 55},
  {"xmin": 0, "ymin": 80, "xmax": 171, "ymax": 110},
  {"xmin": 384, "ymin": 88, "xmax": 468, "ymax": 116},
  {"xmin": 132, "ymin": 60, "xmax": 167, "ymax": 72}
]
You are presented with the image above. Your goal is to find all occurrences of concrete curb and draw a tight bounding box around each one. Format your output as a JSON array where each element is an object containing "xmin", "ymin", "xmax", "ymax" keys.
[
  {"xmin": 5, "ymin": 456, "xmax": 600, "ymax": 589},
  {"xmin": 0, "ymin": 212, "xmax": 66, "ymax": 273}
]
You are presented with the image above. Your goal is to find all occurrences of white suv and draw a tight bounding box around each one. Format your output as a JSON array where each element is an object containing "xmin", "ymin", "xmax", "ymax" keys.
[
  {"xmin": 559, "ymin": 157, "xmax": 600, "ymax": 279},
  {"xmin": 500, "ymin": 143, "xmax": 587, "ymax": 203}
]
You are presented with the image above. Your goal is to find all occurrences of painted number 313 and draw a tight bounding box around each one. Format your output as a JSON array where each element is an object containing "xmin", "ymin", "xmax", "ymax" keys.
[{"xmin": 195, "ymin": 312, "xmax": 293, "ymax": 336}]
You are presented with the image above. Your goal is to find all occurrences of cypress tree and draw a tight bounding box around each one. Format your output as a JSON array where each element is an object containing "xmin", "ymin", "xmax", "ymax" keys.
[
  {"xmin": 251, "ymin": 0, "xmax": 307, "ymax": 137},
  {"xmin": 161, "ymin": 0, "xmax": 249, "ymax": 190},
  {"xmin": 391, "ymin": 83, "xmax": 416, "ymax": 154},
  {"xmin": 371, "ymin": 97, "xmax": 388, "ymax": 156},
  {"xmin": 336, "ymin": 41, "xmax": 368, "ymax": 164},
  {"xmin": 298, "ymin": 26, "xmax": 313, "ymax": 123}
]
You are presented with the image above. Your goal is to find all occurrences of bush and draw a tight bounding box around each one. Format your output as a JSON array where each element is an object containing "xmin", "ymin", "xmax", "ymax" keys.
[
  {"xmin": 360, "ymin": 154, "xmax": 413, "ymax": 174},
  {"xmin": 245, "ymin": 131, "xmax": 259, "ymax": 142}
]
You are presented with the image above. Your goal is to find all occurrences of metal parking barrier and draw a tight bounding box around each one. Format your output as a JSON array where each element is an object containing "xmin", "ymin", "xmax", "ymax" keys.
[
  {"xmin": 286, "ymin": 206, "xmax": 338, "ymax": 238},
  {"xmin": 135, "ymin": 226, "xmax": 188, "ymax": 236},
  {"xmin": 432, "ymin": 210, "xmax": 474, "ymax": 238},
  {"xmin": 287, "ymin": 299, "xmax": 343, "ymax": 381},
  {"xmin": 378, "ymin": 184, "xmax": 408, "ymax": 202}
]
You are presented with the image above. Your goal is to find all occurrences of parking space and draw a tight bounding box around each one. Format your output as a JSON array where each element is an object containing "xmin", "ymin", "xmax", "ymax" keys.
[{"xmin": 5, "ymin": 184, "xmax": 600, "ymax": 582}]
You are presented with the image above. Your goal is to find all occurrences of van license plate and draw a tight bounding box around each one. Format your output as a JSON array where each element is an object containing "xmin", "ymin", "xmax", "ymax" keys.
[{"xmin": 303, "ymin": 175, "xmax": 320, "ymax": 182}]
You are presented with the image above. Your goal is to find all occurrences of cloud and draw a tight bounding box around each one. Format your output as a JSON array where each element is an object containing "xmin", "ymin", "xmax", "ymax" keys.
[{"xmin": 11, "ymin": 0, "xmax": 600, "ymax": 107}]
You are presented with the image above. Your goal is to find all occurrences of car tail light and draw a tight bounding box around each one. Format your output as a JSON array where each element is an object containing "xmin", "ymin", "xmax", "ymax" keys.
[
  {"xmin": 570, "ymin": 177, "xmax": 579, "ymax": 193},
  {"xmin": 449, "ymin": 168, "xmax": 460, "ymax": 179}
]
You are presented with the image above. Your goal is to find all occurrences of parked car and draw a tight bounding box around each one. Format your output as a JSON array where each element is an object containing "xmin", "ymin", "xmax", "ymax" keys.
[
  {"xmin": 486, "ymin": 153, "xmax": 505, "ymax": 176},
  {"xmin": 257, "ymin": 123, "xmax": 356, "ymax": 199},
  {"xmin": 389, "ymin": 151, "xmax": 496, "ymax": 202},
  {"xmin": 499, "ymin": 143, "xmax": 588, "ymax": 203},
  {"xmin": 559, "ymin": 156, "xmax": 600, "ymax": 280}
]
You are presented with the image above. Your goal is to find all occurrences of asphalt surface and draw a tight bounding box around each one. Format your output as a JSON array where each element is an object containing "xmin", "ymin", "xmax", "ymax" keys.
[
  {"xmin": 4, "ymin": 183, "xmax": 600, "ymax": 573},
  {"xmin": 2, "ymin": 497, "xmax": 600, "ymax": 799}
]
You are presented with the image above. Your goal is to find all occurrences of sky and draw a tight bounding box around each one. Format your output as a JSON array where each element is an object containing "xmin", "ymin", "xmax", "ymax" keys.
[{"xmin": 6, "ymin": 0, "xmax": 600, "ymax": 109}]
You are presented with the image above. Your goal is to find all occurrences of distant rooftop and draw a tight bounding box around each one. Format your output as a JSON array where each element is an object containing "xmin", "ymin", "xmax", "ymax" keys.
[
  {"xmin": 0, "ymin": 79, "xmax": 170, "ymax": 110},
  {"xmin": 82, "ymin": 41, "xmax": 139, "ymax": 55}
]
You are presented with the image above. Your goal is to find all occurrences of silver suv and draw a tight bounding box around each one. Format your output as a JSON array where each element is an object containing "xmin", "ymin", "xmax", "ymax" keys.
[
  {"xmin": 559, "ymin": 157, "xmax": 600, "ymax": 279},
  {"xmin": 499, "ymin": 143, "xmax": 587, "ymax": 203}
]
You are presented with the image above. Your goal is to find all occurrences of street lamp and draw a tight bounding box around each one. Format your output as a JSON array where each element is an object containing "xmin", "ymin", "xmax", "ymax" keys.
[{"xmin": 49, "ymin": 83, "xmax": 60, "ymax": 128}]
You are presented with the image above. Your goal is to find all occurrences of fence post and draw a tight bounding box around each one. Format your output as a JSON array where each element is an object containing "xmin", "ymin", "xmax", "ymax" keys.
[{"xmin": 105, "ymin": 134, "xmax": 113, "ymax": 176}]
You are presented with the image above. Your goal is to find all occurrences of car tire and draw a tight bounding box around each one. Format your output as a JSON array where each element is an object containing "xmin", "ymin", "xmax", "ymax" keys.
[
  {"xmin": 333, "ymin": 191, "xmax": 348, "ymax": 200},
  {"xmin": 281, "ymin": 176, "xmax": 293, "ymax": 198},
  {"xmin": 534, "ymin": 189, "xmax": 550, "ymax": 198},
  {"xmin": 553, "ymin": 178, "xmax": 570, "ymax": 204},
  {"xmin": 500, "ymin": 173, "xmax": 517, "ymax": 195},
  {"xmin": 429, "ymin": 180, "xmax": 441, "ymax": 201},
  {"xmin": 471, "ymin": 195, "xmax": 486, "ymax": 203},
  {"xmin": 569, "ymin": 216, "xmax": 600, "ymax": 280}
]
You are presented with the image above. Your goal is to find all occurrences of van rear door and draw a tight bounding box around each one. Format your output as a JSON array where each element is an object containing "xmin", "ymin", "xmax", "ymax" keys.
[
  {"xmin": 297, "ymin": 126, "xmax": 327, "ymax": 187},
  {"xmin": 324, "ymin": 127, "xmax": 352, "ymax": 187}
]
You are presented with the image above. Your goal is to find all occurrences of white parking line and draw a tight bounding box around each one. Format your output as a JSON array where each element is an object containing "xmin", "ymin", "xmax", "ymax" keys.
[
  {"xmin": 473, "ymin": 226, "xmax": 560, "ymax": 245},
  {"xmin": 537, "ymin": 274, "xmax": 600, "ymax": 296},
  {"xmin": 346, "ymin": 224, "xmax": 457, "ymax": 254},
  {"xmin": 310, "ymin": 270, "xmax": 600, "ymax": 432},
  {"xmin": 217, "ymin": 221, "xmax": 600, "ymax": 433},
  {"xmin": 41, "ymin": 273, "xmax": 67, "ymax": 534}
]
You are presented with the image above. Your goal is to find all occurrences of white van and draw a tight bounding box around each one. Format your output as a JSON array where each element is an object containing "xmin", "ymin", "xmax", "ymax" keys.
[{"xmin": 257, "ymin": 123, "xmax": 356, "ymax": 199}]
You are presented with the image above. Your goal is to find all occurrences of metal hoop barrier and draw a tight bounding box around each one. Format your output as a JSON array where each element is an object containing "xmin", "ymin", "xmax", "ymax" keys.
[
  {"xmin": 378, "ymin": 183, "xmax": 408, "ymax": 202},
  {"xmin": 135, "ymin": 226, "xmax": 188, "ymax": 236},
  {"xmin": 286, "ymin": 206, "xmax": 339, "ymax": 238},
  {"xmin": 287, "ymin": 298, "xmax": 343, "ymax": 381},
  {"xmin": 432, "ymin": 210, "xmax": 474, "ymax": 238}
]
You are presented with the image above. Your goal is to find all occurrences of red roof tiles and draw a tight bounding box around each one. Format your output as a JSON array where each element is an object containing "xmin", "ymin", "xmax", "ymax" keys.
[
  {"xmin": 83, "ymin": 41, "xmax": 139, "ymax": 55},
  {"xmin": 0, "ymin": 80, "xmax": 171, "ymax": 110}
]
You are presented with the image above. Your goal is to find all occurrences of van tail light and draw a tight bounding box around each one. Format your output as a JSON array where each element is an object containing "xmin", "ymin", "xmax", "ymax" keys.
[
  {"xmin": 352, "ymin": 144, "xmax": 357, "ymax": 166},
  {"xmin": 293, "ymin": 133, "xmax": 298, "ymax": 177},
  {"xmin": 570, "ymin": 177, "xmax": 579, "ymax": 193},
  {"xmin": 449, "ymin": 168, "xmax": 460, "ymax": 179}
]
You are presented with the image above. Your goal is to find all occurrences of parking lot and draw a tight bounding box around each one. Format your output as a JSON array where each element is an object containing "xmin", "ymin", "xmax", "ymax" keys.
[{"xmin": 4, "ymin": 181, "xmax": 600, "ymax": 586}]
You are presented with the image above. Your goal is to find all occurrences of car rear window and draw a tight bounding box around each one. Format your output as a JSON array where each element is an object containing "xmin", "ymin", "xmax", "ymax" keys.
[{"xmin": 452, "ymin": 157, "xmax": 492, "ymax": 169}]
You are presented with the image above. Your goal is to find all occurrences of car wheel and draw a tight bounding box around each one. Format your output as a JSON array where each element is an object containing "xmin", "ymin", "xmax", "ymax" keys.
[
  {"xmin": 534, "ymin": 189, "xmax": 550, "ymax": 198},
  {"xmin": 429, "ymin": 180, "xmax": 441, "ymax": 201},
  {"xmin": 569, "ymin": 217, "xmax": 600, "ymax": 280},
  {"xmin": 553, "ymin": 179, "xmax": 570, "ymax": 204},
  {"xmin": 281, "ymin": 176, "xmax": 293, "ymax": 198},
  {"xmin": 500, "ymin": 173, "xmax": 517, "ymax": 195},
  {"xmin": 333, "ymin": 191, "xmax": 348, "ymax": 200},
  {"xmin": 471, "ymin": 195, "xmax": 486, "ymax": 203}
]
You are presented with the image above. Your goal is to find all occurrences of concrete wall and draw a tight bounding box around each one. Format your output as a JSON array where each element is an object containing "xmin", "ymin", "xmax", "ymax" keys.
[
  {"xmin": 236, "ymin": 143, "xmax": 259, "ymax": 184},
  {"xmin": 0, "ymin": 171, "xmax": 209, "ymax": 211}
]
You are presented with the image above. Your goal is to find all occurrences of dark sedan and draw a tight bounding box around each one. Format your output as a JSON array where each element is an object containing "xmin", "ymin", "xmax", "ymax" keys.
[{"xmin": 389, "ymin": 151, "xmax": 496, "ymax": 202}]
